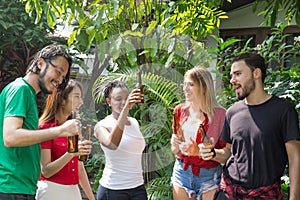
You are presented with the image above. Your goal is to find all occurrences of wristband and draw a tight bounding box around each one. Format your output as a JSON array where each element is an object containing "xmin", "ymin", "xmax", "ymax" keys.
[{"xmin": 211, "ymin": 148, "xmax": 216, "ymax": 158}]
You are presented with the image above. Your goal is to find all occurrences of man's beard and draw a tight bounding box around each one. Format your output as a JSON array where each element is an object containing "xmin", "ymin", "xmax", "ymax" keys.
[
  {"xmin": 237, "ymin": 77, "xmax": 255, "ymax": 100},
  {"xmin": 38, "ymin": 64, "xmax": 52, "ymax": 94}
]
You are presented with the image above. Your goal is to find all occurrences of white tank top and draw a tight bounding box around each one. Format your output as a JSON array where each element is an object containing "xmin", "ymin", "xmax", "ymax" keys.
[{"xmin": 94, "ymin": 115, "xmax": 146, "ymax": 189}]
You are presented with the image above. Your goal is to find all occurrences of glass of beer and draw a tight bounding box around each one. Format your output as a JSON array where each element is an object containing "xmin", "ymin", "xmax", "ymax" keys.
[{"xmin": 78, "ymin": 124, "xmax": 92, "ymax": 162}]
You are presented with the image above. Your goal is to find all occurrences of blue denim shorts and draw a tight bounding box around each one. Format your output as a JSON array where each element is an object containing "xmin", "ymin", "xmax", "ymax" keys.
[{"xmin": 171, "ymin": 159, "xmax": 222, "ymax": 200}]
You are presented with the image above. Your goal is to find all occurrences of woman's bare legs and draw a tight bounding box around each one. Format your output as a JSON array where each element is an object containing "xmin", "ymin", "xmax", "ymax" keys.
[
  {"xmin": 172, "ymin": 184, "xmax": 196, "ymax": 200},
  {"xmin": 201, "ymin": 189, "xmax": 216, "ymax": 200}
]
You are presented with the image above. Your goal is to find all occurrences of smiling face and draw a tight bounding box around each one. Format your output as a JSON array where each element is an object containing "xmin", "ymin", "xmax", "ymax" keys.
[
  {"xmin": 106, "ymin": 87, "xmax": 129, "ymax": 118},
  {"xmin": 230, "ymin": 60, "xmax": 256, "ymax": 100},
  {"xmin": 183, "ymin": 75, "xmax": 201, "ymax": 104},
  {"xmin": 38, "ymin": 56, "xmax": 69, "ymax": 94},
  {"xmin": 63, "ymin": 85, "xmax": 83, "ymax": 116}
]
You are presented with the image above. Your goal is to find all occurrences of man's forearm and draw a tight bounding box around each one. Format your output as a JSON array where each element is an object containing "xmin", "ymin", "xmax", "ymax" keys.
[
  {"xmin": 212, "ymin": 144, "xmax": 232, "ymax": 164},
  {"xmin": 286, "ymin": 140, "xmax": 300, "ymax": 200},
  {"xmin": 4, "ymin": 127, "xmax": 61, "ymax": 147},
  {"xmin": 288, "ymin": 163, "xmax": 300, "ymax": 200}
]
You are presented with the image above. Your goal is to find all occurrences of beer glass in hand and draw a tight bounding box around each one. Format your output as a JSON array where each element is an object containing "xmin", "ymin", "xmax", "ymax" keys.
[{"xmin": 78, "ymin": 124, "xmax": 92, "ymax": 162}]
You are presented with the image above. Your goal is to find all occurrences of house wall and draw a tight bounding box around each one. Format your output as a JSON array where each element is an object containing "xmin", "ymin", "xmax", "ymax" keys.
[{"xmin": 221, "ymin": 3, "xmax": 266, "ymax": 28}]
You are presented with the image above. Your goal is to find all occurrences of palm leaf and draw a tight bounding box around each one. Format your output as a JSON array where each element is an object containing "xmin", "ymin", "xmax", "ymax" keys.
[
  {"xmin": 143, "ymin": 72, "xmax": 183, "ymax": 108},
  {"xmin": 92, "ymin": 69, "xmax": 184, "ymax": 109},
  {"xmin": 146, "ymin": 176, "xmax": 172, "ymax": 200}
]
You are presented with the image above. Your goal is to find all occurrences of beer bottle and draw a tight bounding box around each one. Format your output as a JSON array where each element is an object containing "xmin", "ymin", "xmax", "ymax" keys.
[
  {"xmin": 136, "ymin": 69, "xmax": 144, "ymax": 105},
  {"xmin": 199, "ymin": 124, "xmax": 214, "ymax": 150},
  {"xmin": 67, "ymin": 111, "xmax": 79, "ymax": 153}
]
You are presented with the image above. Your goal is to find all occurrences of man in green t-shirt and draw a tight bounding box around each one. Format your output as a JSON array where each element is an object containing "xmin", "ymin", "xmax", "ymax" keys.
[{"xmin": 0, "ymin": 45, "xmax": 81, "ymax": 200}]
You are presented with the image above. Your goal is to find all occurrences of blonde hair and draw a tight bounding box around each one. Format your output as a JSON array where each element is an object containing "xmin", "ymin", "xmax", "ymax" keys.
[{"xmin": 184, "ymin": 67, "xmax": 220, "ymax": 122}]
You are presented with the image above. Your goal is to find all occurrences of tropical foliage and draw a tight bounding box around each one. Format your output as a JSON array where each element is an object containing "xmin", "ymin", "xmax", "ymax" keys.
[
  {"xmin": 0, "ymin": 1, "xmax": 54, "ymax": 91},
  {"xmin": 211, "ymin": 23, "xmax": 300, "ymax": 114},
  {"xmin": 255, "ymin": 0, "xmax": 300, "ymax": 26},
  {"xmin": 20, "ymin": 0, "xmax": 229, "ymax": 109},
  {"xmin": 89, "ymin": 22, "xmax": 299, "ymax": 199},
  {"xmin": 1, "ymin": 1, "xmax": 299, "ymax": 199}
]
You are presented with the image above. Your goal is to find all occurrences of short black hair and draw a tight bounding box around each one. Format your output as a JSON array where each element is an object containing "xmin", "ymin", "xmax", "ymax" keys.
[
  {"xmin": 26, "ymin": 44, "xmax": 73, "ymax": 90},
  {"xmin": 233, "ymin": 53, "xmax": 267, "ymax": 83},
  {"xmin": 103, "ymin": 80, "xmax": 128, "ymax": 105}
]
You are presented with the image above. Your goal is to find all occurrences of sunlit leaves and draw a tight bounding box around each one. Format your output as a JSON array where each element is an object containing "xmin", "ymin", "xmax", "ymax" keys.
[
  {"xmin": 169, "ymin": 0, "xmax": 228, "ymax": 39},
  {"xmin": 255, "ymin": 0, "xmax": 300, "ymax": 26},
  {"xmin": 146, "ymin": 21, "xmax": 157, "ymax": 35},
  {"xmin": 123, "ymin": 30, "xmax": 144, "ymax": 37}
]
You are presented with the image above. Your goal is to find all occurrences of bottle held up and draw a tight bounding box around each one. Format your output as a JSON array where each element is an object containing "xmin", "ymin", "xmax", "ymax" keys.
[{"xmin": 136, "ymin": 69, "xmax": 144, "ymax": 106}]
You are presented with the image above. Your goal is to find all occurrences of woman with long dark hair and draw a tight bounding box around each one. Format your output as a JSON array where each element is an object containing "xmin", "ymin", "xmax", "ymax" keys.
[{"xmin": 36, "ymin": 79, "xmax": 95, "ymax": 200}]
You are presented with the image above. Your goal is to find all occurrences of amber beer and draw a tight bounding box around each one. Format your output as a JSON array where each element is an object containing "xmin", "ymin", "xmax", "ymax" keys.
[
  {"xmin": 136, "ymin": 69, "xmax": 144, "ymax": 105},
  {"xmin": 199, "ymin": 124, "xmax": 214, "ymax": 150},
  {"xmin": 78, "ymin": 124, "xmax": 92, "ymax": 162},
  {"xmin": 68, "ymin": 111, "xmax": 79, "ymax": 153},
  {"xmin": 173, "ymin": 112, "xmax": 183, "ymax": 138}
]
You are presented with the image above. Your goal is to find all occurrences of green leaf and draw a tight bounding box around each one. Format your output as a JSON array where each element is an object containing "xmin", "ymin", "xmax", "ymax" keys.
[
  {"xmin": 25, "ymin": 0, "xmax": 32, "ymax": 13},
  {"xmin": 46, "ymin": 8, "xmax": 55, "ymax": 27},
  {"xmin": 165, "ymin": 52, "xmax": 175, "ymax": 68},
  {"xmin": 123, "ymin": 30, "xmax": 144, "ymax": 37},
  {"xmin": 146, "ymin": 21, "xmax": 157, "ymax": 36},
  {"xmin": 296, "ymin": 11, "xmax": 300, "ymax": 25},
  {"xmin": 220, "ymin": 38, "xmax": 241, "ymax": 51},
  {"xmin": 167, "ymin": 38, "xmax": 175, "ymax": 53},
  {"xmin": 0, "ymin": 21, "xmax": 8, "ymax": 29},
  {"xmin": 68, "ymin": 30, "xmax": 77, "ymax": 46},
  {"xmin": 87, "ymin": 28, "xmax": 96, "ymax": 49},
  {"xmin": 110, "ymin": 36, "xmax": 122, "ymax": 60},
  {"xmin": 111, "ymin": 0, "xmax": 119, "ymax": 16},
  {"xmin": 33, "ymin": 0, "xmax": 42, "ymax": 24},
  {"xmin": 132, "ymin": 23, "xmax": 139, "ymax": 31}
]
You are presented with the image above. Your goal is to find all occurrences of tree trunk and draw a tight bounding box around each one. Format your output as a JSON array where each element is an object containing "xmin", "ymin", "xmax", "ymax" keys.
[{"xmin": 83, "ymin": 47, "xmax": 110, "ymax": 109}]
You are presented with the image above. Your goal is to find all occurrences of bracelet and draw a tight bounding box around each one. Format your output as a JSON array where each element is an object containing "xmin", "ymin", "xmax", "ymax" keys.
[{"xmin": 211, "ymin": 148, "xmax": 216, "ymax": 158}]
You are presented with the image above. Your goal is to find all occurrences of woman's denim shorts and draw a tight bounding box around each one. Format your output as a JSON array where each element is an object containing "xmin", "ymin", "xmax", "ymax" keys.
[{"xmin": 171, "ymin": 158, "xmax": 222, "ymax": 200}]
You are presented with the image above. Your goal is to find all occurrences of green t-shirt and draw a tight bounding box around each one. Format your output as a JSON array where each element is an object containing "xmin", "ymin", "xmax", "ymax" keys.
[{"xmin": 0, "ymin": 77, "xmax": 40, "ymax": 195}]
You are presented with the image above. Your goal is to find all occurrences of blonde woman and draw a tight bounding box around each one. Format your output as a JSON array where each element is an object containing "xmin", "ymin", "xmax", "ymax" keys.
[{"xmin": 171, "ymin": 67, "xmax": 226, "ymax": 200}]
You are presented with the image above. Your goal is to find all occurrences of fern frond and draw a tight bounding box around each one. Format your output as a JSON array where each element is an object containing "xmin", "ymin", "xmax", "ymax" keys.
[
  {"xmin": 146, "ymin": 176, "xmax": 172, "ymax": 200},
  {"xmin": 92, "ymin": 70, "xmax": 184, "ymax": 109},
  {"xmin": 143, "ymin": 72, "xmax": 183, "ymax": 108}
]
